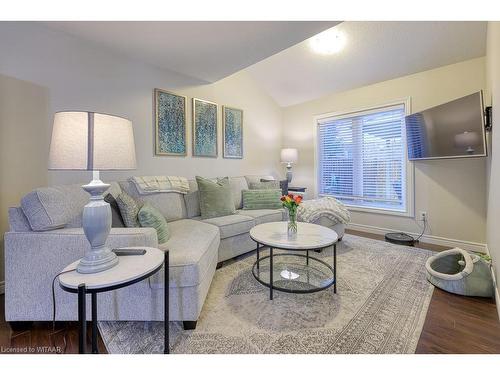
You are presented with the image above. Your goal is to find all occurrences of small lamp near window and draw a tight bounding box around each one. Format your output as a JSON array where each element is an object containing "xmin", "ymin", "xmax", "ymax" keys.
[
  {"xmin": 49, "ymin": 111, "xmax": 137, "ymax": 274},
  {"xmin": 281, "ymin": 148, "xmax": 298, "ymax": 183},
  {"xmin": 454, "ymin": 131, "xmax": 480, "ymax": 154}
]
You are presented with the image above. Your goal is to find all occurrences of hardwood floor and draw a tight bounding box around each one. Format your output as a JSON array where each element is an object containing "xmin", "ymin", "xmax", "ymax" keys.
[{"xmin": 0, "ymin": 230, "xmax": 499, "ymax": 354}]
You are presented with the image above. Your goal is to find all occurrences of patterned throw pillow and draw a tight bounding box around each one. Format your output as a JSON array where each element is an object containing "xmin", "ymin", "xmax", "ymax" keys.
[
  {"xmin": 196, "ymin": 176, "xmax": 236, "ymax": 219},
  {"xmin": 138, "ymin": 203, "xmax": 170, "ymax": 244},
  {"xmin": 249, "ymin": 181, "xmax": 280, "ymax": 190},
  {"xmin": 116, "ymin": 192, "xmax": 142, "ymax": 228},
  {"xmin": 242, "ymin": 189, "xmax": 282, "ymax": 210}
]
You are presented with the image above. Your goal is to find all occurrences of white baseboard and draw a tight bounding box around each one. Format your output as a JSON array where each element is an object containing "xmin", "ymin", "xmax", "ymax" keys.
[
  {"xmin": 347, "ymin": 222, "xmax": 487, "ymax": 253},
  {"xmin": 485, "ymin": 245, "xmax": 500, "ymax": 321},
  {"xmin": 0, "ymin": 281, "xmax": 4, "ymax": 295}
]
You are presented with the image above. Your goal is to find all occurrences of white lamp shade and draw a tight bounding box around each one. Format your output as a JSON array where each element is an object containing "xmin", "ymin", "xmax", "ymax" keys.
[
  {"xmin": 454, "ymin": 131, "xmax": 480, "ymax": 148},
  {"xmin": 49, "ymin": 111, "xmax": 137, "ymax": 170},
  {"xmin": 281, "ymin": 148, "xmax": 298, "ymax": 164}
]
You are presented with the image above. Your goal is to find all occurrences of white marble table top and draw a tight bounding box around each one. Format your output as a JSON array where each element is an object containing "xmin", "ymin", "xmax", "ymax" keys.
[
  {"xmin": 59, "ymin": 247, "xmax": 164, "ymax": 291},
  {"xmin": 250, "ymin": 222, "xmax": 338, "ymax": 250}
]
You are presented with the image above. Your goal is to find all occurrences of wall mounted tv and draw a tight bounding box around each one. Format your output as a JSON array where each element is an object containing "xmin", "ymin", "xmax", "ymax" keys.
[{"xmin": 405, "ymin": 91, "xmax": 487, "ymax": 160}]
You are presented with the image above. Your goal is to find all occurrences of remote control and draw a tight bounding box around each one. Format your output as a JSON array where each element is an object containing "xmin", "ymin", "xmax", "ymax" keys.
[{"xmin": 113, "ymin": 248, "xmax": 146, "ymax": 256}]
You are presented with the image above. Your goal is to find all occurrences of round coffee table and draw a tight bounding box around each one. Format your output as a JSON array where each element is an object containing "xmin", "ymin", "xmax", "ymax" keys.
[{"xmin": 249, "ymin": 222, "xmax": 338, "ymax": 300}]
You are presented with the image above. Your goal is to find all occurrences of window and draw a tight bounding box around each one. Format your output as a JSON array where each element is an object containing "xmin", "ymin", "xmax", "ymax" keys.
[{"xmin": 316, "ymin": 102, "xmax": 413, "ymax": 215}]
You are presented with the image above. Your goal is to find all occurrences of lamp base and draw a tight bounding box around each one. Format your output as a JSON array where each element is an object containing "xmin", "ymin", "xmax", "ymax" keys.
[
  {"xmin": 286, "ymin": 164, "xmax": 293, "ymax": 183},
  {"xmin": 77, "ymin": 245, "xmax": 118, "ymax": 274},
  {"xmin": 78, "ymin": 171, "xmax": 119, "ymax": 274}
]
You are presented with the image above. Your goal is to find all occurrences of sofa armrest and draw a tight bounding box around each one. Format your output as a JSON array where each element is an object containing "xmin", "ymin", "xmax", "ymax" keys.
[{"xmin": 3, "ymin": 227, "xmax": 158, "ymax": 321}]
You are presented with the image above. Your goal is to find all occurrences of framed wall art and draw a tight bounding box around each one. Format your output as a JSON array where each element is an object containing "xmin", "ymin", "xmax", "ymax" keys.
[
  {"xmin": 192, "ymin": 98, "xmax": 218, "ymax": 157},
  {"xmin": 154, "ymin": 88, "xmax": 187, "ymax": 156},
  {"xmin": 222, "ymin": 106, "xmax": 243, "ymax": 159}
]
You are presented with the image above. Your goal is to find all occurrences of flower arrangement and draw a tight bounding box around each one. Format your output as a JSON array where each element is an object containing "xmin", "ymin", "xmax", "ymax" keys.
[{"xmin": 281, "ymin": 194, "xmax": 303, "ymax": 234}]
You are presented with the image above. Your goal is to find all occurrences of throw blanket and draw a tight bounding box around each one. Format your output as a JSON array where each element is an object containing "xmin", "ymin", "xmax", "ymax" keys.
[
  {"xmin": 131, "ymin": 176, "xmax": 190, "ymax": 195},
  {"xmin": 297, "ymin": 196, "xmax": 351, "ymax": 225}
]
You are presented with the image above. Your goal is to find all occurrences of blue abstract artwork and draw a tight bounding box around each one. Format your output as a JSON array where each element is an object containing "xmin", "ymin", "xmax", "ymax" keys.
[
  {"xmin": 193, "ymin": 98, "xmax": 218, "ymax": 157},
  {"xmin": 155, "ymin": 89, "xmax": 186, "ymax": 156},
  {"xmin": 223, "ymin": 106, "xmax": 243, "ymax": 159}
]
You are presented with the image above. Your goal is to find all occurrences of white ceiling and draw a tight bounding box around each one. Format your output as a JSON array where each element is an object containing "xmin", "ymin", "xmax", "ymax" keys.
[
  {"xmin": 43, "ymin": 21, "xmax": 337, "ymax": 83},
  {"xmin": 246, "ymin": 22, "xmax": 487, "ymax": 107}
]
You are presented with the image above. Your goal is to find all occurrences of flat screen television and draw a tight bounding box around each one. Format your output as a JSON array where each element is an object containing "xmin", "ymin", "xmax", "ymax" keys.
[{"xmin": 405, "ymin": 91, "xmax": 487, "ymax": 160}]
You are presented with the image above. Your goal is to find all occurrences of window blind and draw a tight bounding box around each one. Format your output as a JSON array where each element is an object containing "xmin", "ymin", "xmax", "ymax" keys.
[{"xmin": 317, "ymin": 104, "xmax": 407, "ymax": 212}]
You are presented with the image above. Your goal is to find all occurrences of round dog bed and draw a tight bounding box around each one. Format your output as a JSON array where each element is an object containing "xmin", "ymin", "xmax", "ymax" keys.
[{"xmin": 425, "ymin": 248, "xmax": 493, "ymax": 297}]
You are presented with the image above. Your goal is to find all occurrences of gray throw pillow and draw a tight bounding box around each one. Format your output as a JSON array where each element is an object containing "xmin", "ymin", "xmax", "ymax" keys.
[
  {"xmin": 249, "ymin": 181, "xmax": 280, "ymax": 190},
  {"xmin": 261, "ymin": 178, "xmax": 288, "ymax": 196},
  {"xmin": 104, "ymin": 193, "xmax": 125, "ymax": 228},
  {"xmin": 116, "ymin": 192, "xmax": 142, "ymax": 228},
  {"xmin": 196, "ymin": 176, "xmax": 236, "ymax": 219},
  {"xmin": 242, "ymin": 189, "xmax": 282, "ymax": 210}
]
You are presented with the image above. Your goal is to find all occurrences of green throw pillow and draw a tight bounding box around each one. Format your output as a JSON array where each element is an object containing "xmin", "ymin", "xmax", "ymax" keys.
[
  {"xmin": 249, "ymin": 181, "xmax": 280, "ymax": 190},
  {"xmin": 196, "ymin": 176, "xmax": 236, "ymax": 219},
  {"xmin": 242, "ymin": 189, "xmax": 282, "ymax": 210},
  {"xmin": 138, "ymin": 203, "xmax": 170, "ymax": 244},
  {"xmin": 116, "ymin": 191, "xmax": 142, "ymax": 228}
]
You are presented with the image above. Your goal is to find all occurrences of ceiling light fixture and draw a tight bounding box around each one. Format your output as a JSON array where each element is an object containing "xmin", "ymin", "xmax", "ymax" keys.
[{"xmin": 309, "ymin": 29, "xmax": 346, "ymax": 55}]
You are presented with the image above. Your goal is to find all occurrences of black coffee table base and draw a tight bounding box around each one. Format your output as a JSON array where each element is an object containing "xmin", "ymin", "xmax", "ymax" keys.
[{"xmin": 252, "ymin": 243, "xmax": 337, "ymax": 300}]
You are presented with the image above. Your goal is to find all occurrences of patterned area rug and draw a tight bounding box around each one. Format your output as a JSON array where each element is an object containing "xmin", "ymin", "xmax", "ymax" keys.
[{"xmin": 99, "ymin": 234, "xmax": 434, "ymax": 354}]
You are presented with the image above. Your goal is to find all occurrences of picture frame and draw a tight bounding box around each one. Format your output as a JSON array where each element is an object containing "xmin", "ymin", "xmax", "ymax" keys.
[
  {"xmin": 192, "ymin": 98, "xmax": 218, "ymax": 158},
  {"xmin": 154, "ymin": 88, "xmax": 187, "ymax": 156},
  {"xmin": 222, "ymin": 106, "xmax": 244, "ymax": 159}
]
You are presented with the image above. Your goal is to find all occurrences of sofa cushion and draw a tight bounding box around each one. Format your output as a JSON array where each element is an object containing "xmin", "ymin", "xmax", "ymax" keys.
[
  {"xmin": 158, "ymin": 219, "xmax": 219, "ymax": 287},
  {"xmin": 196, "ymin": 176, "xmax": 236, "ymax": 219},
  {"xmin": 229, "ymin": 176, "xmax": 249, "ymax": 209},
  {"xmin": 244, "ymin": 175, "xmax": 275, "ymax": 186},
  {"xmin": 202, "ymin": 214, "xmax": 255, "ymax": 239},
  {"xmin": 119, "ymin": 180, "xmax": 187, "ymax": 222},
  {"xmin": 184, "ymin": 179, "xmax": 201, "ymax": 218},
  {"xmin": 8, "ymin": 207, "xmax": 32, "ymax": 232},
  {"xmin": 236, "ymin": 209, "xmax": 285, "ymax": 225},
  {"xmin": 21, "ymin": 187, "xmax": 71, "ymax": 231}
]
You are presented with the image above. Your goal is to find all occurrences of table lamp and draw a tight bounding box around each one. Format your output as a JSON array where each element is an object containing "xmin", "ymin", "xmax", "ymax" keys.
[
  {"xmin": 280, "ymin": 148, "xmax": 298, "ymax": 183},
  {"xmin": 454, "ymin": 131, "xmax": 480, "ymax": 154},
  {"xmin": 49, "ymin": 111, "xmax": 137, "ymax": 273}
]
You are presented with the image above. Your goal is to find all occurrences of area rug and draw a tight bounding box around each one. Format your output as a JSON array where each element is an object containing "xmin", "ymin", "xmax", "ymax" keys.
[{"xmin": 98, "ymin": 234, "xmax": 435, "ymax": 354}]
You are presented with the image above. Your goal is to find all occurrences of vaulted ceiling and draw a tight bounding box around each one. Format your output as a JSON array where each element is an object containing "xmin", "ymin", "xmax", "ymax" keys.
[{"xmin": 43, "ymin": 21, "xmax": 337, "ymax": 83}]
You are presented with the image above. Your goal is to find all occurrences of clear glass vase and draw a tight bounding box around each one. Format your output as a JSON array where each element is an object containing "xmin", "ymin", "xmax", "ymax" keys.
[{"xmin": 287, "ymin": 210, "xmax": 298, "ymax": 237}]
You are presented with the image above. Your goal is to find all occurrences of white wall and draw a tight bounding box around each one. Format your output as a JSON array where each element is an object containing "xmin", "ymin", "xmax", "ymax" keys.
[
  {"xmin": 0, "ymin": 74, "xmax": 50, "ymax": 285},
  {"xmin": 486, "ymin": 22, "xmax": 500, "ymax": 315},
  {"xmin": 0, "ymin": 22, "xmax": 283, "ymax": 186},
  {"xmin": 283, "ymin": 58, "xmax": 487, "ymax": 245}
]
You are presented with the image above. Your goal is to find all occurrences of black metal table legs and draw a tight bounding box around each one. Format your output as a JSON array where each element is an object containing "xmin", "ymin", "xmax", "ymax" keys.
[
  {"xmin": 334, "ymin": 243, "xmax": 337, "ymax": 294},
  {"xmin": 76, "ymin": 251, "xmax": 170, "ymax": 354},
  {"xmin": 91, "ymin": 292, "xmax": 98, "ymax": 353},
  {"xmin": 164, "ymin": 251, "xmax": 169, "ymax": 354},
  {"xmin": 269, "ymin": 247, "xmax": 273, "ymax": 300},
  {"xmin": 78, "ymin": 284, "xmax": 86, "ymax": 354}
]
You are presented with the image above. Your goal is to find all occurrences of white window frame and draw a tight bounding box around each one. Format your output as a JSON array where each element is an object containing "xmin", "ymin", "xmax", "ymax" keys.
[{"xmin": 313, "ymin": 98, "xmax": 415, "ymax": 217}]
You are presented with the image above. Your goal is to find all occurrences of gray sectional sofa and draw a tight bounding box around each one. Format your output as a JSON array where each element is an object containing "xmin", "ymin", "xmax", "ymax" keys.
[{"xmin": 4, "ymin": 175, "xmax": 345, "ymax": 329}]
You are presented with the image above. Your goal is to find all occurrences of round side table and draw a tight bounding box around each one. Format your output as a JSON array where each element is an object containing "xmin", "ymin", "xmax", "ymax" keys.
[
  {"xmin": 250, "ymin": 222, "xmax": 338, "ymax": 300},
  {"xmin": 58, "ymin": 247, "xmax": 168, "ymax": 354}
]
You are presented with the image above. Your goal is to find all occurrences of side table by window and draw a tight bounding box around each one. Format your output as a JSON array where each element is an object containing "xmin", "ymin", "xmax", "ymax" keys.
[
  {"xmin": 288, "ymin": 186, "xmax": 307, "ymax": 199},
  {"xmin": 58, "ymin": 247, "xmax": 168, "ymax": 354}
]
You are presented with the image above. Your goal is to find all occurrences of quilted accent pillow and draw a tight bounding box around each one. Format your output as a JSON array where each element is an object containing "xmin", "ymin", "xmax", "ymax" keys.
[
  {"xmin": 116, "ymin": 192, "xmax": 142, "ymax": 228},
  {"xmin": 196, "ymin": 176, "xmax": 236, "ymax": 219},
  {"xmin": 138, "ymin": 203, "xmax": 170, "ymax": 244},
  {"xmin": 242, "ymin": 189, "xmax": 282, "ymax": 210}
]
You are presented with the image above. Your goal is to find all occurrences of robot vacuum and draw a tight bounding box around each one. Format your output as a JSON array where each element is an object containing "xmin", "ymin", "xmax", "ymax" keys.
[{"xmin": 385, "ymin": 232, "xmax": 416, "ymax": 246}]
